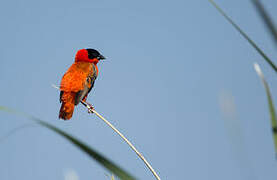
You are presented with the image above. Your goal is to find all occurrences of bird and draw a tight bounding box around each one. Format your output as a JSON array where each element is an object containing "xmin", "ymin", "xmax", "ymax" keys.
[{"xmin": 59, "ymin": 48, "xmax": 105, "ymax": 120}]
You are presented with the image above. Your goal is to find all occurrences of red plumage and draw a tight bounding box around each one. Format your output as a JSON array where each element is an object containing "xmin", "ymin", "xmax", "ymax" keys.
[{"xmin": 59, "ymin": 49, "xmax": 104, "ymax": 120}]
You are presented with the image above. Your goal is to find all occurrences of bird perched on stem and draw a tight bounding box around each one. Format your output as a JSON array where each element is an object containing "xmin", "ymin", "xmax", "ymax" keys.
[{"xmin": 59, "ymin": 48, "xmax": 105, "ymax": 120}]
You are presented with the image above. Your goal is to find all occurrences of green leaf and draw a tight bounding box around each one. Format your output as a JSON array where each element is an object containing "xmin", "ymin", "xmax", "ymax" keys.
[
  {"xmin": 251, "ymin": 0, "xmax": 277, "ymax": 46},
  {"xmin": 254, "ymin": 63, "xmax": 277, "ymax": 157},
  {"xmin": 208, "ymin": 0, "xmax": 277, "ymax": 73},
  {"xmin": 0, "ymin": 106, "xmax": 136, "ymax": 180},
  {"xmin": 0, "ymin": 123, "xmax": 36, "ymax": 143}
]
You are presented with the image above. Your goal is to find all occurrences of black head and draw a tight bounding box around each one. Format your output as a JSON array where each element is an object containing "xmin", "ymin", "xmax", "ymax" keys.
[{"xmin": 86, "ymin": 48, "xmax": 105, "ymax": 60}]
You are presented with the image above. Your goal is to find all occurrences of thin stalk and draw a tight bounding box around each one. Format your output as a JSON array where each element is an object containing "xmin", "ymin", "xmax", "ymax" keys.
[
  {"xmin": 208, "ymin": 0, "xmax": 277, "ymax": 73},
  {"xmin": 81, "ymin": 101, "xmax": 161, "ymax": 180},
  {"xmin": 253, "ymin": 63, "xmax": 277, "ymax": 157},
  {"xmin": 251, "ymin": 0, "xmax": 277, "ymax": 46}
]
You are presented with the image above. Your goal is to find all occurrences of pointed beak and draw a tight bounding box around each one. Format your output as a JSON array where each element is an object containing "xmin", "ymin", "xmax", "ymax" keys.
[{"xmin": 99, "ymin": 54, "xmax": 106, "ymax": 60}]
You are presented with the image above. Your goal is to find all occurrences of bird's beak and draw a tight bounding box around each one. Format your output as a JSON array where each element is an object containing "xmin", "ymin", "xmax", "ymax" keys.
[{"xmin": 99, "ymin": 54, "xmax": 106, "ymax": 60}]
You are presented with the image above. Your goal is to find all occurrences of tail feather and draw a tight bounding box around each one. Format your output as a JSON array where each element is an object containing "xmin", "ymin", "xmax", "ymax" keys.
[{"xmin": 59, "ymin": 92, "xmax": 75, "ymax": 120}]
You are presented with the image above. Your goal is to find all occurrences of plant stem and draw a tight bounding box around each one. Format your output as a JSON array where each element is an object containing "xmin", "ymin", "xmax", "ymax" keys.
[{"xmin": 81, "ymin": 101, "xmax": 161, "ymax": 180}]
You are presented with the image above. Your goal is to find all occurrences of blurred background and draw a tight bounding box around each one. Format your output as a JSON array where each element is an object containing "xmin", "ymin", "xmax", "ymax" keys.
[{"xmin": 1, "ymin": 0, "xmax": 277, "ymax": 179}]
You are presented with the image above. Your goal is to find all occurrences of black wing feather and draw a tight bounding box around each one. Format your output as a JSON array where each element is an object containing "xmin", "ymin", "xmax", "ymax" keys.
[
  {"xmin": 74, "ymin": 65, "xmax": 97, "ymax": 105},
  {"xmin": 60, "ymin": 91, "xmax": 64, "ymax": 103}
]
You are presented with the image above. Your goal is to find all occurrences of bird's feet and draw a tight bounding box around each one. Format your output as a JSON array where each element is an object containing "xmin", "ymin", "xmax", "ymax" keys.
[
  {"xmin": 81, "ymin": 100, "xmax": 95, "ymax": 114},
  {"xmin": 86, "ymin": 102, "xmax": 95, "ymax": 114}
]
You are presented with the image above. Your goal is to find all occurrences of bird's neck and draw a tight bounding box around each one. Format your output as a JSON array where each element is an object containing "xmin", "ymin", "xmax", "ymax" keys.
[{"xmin": 75, "ymin": 58, "xmax": 99, "ymax": 64}]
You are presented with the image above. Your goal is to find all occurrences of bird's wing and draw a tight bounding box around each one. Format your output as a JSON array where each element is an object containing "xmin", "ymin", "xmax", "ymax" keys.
[
  {"xmin": 60, "ymin": 63, "xmax": 91, "ymax": 103},
  {"xmin": 74, "ymin": 64, "xmax": 98, "ymax": 105}
]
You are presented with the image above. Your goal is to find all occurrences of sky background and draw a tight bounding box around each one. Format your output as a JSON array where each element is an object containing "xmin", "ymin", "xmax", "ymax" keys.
[{"xmin": 1, "ymin": 0, "xmax": 277, "ymax": 179}]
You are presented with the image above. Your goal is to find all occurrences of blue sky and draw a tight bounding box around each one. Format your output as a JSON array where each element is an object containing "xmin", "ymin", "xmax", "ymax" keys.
[{"xmin": 1, "ymin": 0, "xmax": 277, "ymax": 179}]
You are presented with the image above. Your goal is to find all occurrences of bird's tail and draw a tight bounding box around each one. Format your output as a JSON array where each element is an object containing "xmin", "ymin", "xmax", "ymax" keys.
[{"xmin": 59, "ymin": 92, "xmax": 75, "ymax": 120}]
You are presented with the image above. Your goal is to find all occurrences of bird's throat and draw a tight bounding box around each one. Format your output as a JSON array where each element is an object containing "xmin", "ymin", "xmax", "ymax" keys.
[{"xmin": 75, "ymin": 58, "xmax": 99, "ymax": 64}]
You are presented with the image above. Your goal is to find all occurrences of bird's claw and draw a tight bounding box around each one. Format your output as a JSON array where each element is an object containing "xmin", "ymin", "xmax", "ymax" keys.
[
  {"xmin": 88, "ymin": 107, "xmax": 94, "ymax": 114},
  {"xmin": 86, "ymin": 102, "xmax": 95, "ymax": 114},
  {"xmin": 81, "ymin": 100, "xmax": 95, "ymax": 114}
]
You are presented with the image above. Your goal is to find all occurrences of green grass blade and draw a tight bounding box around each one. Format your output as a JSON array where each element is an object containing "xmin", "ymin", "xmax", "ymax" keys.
[
  {"xmin": 0, "ymin": 123, "xmax": 36, "ymax": 143},
  {"xmin": 0, "ymin": 106, "xmax": 136, "ymax": 180},
  {"xmin": 254, "ymin": 63, "xmax": 277, "ymax": 157},
  {"xmin": 208, "ymin": 0, "xmax": 277, "ymax": 73},
  {"xmin": 252, "ymin": 0, "xmax": 277, "ymax": 45},
  {"xmin": 36, "ymin": 120, "xmax": 136, "ymax": 180}
]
